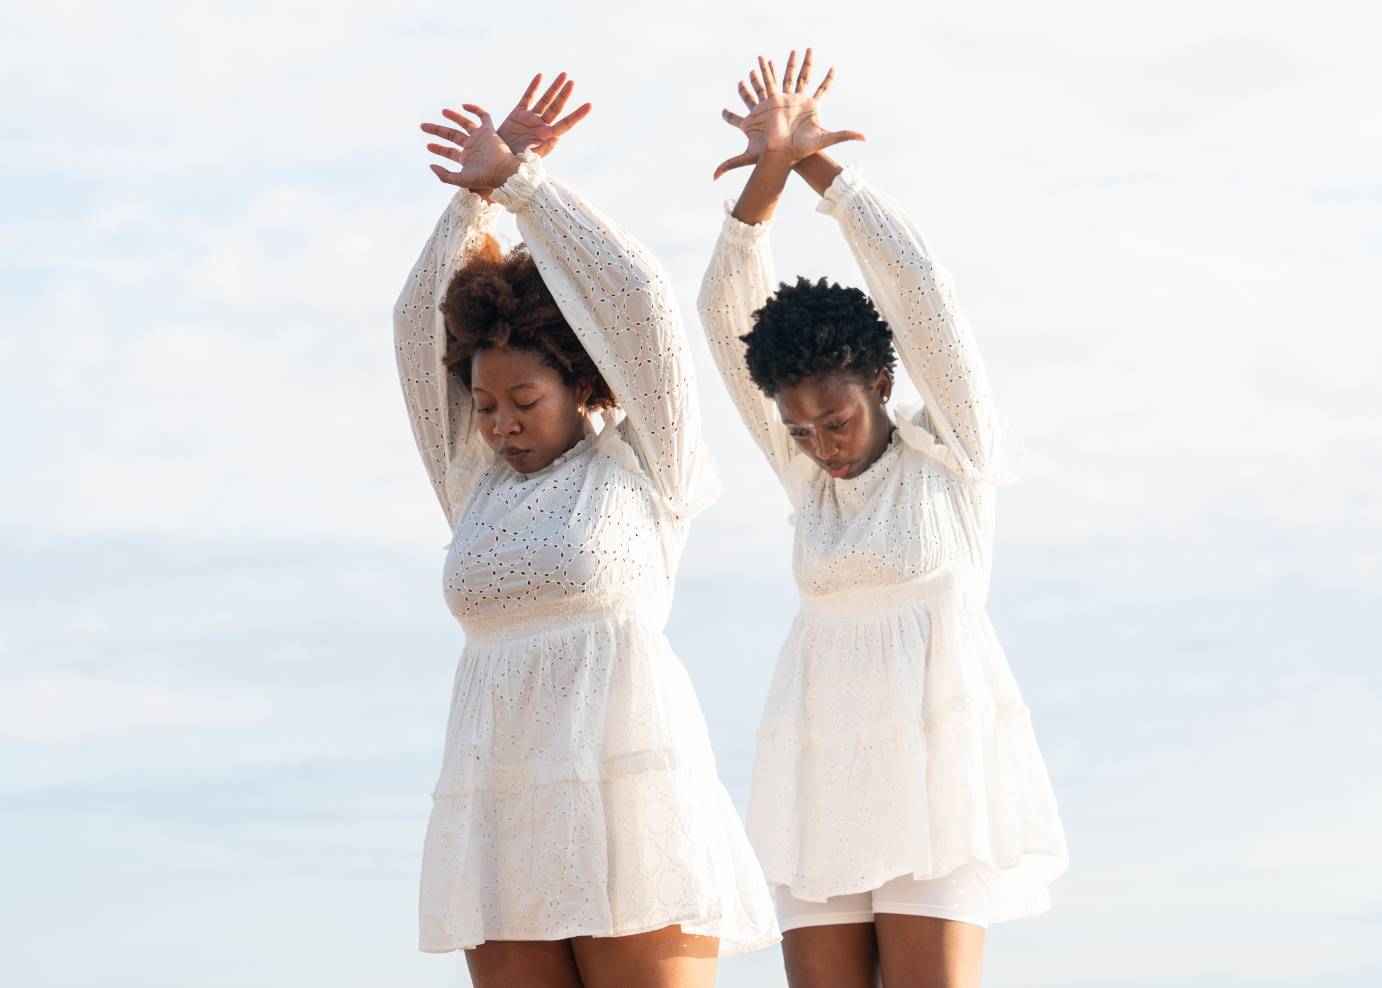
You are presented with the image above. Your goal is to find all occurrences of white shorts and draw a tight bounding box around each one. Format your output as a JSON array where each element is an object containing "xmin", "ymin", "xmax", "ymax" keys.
[{"xmin": 775, "ymin": 862, "xmax": 995, "ymax": 932}]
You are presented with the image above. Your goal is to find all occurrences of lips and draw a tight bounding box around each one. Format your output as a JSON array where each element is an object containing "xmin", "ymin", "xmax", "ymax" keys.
[
  {"xmin": 825, "ymin": 462, "xmax": 852, "ymax": 478},
  {"xmin": 499, "ymin": 447, "xmax": 529, "ymax": 465}
]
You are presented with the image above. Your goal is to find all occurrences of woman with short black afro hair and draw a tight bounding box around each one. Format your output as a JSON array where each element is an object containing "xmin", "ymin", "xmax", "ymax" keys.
[
  {"xmin": 393, "ymin": 71, "xmax": 778, "ymax": 987},
  {"xmin": 698, "ymin": 49, "xmax": 1069, "ymax": 988},
  {"xmin": 740, "ymin": 275, "xmax": 896, "ymax": 398}
]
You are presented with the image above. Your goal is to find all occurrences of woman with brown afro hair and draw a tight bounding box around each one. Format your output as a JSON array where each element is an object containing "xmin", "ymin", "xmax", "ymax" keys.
[{"xmin": 391, "ymin": 72, "xmax": 777, "ymax": 986}]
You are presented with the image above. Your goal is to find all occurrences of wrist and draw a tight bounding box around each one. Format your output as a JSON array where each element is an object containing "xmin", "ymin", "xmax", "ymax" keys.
[
  {"xmin": 489, "ymin": 154, "xmax": 522, "ymax": 190},
  {"xmin": 757, "ymin": 149, "xmax": 800, "ymax": 173},
  {"xmin": 793, "ymin": 153, "xmax": 843, "ymax": 198}
]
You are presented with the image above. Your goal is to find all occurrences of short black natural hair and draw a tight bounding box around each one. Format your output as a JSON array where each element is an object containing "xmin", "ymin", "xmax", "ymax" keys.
[{"xmin": 740, "ymin": 276, "xmax": 897, "ymax": 396}]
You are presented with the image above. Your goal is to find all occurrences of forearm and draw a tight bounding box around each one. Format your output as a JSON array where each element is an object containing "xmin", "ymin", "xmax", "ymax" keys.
[
  {"xmin": 793, "ymin": 151, "xmax": 843, "ymax": 197},
  {"xmin": 730, "ymin": 152, "xmax": 795, "ymax": 225}
]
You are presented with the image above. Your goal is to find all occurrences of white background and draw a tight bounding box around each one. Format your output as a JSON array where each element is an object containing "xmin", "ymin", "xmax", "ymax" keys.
[{"xmin": 2, "ymin": 1, "xmax": 1379, "ymax": 985}]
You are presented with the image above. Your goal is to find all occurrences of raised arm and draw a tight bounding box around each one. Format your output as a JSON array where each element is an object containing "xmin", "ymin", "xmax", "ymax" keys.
[
  {"xmin": 702, "ymin": 49, "xmax": 867, "ymax": 485},
  {"xmin": 815, "ymin": 164, "xmax": 1005, "ymax": 480},
  {"xmin": 489, "ymin": 153, "xmax": 716, "ymax": 517},
  {"xmin": 392, "ymin": 189, "xmax": 499, "ymax": 527},
  {"xmin": 399, "ymin": 73, "xmax": 593, "ymax": 526},
  {"xmin": 697, "ymin": 208, "xmax": 798, "ymax": 482}
]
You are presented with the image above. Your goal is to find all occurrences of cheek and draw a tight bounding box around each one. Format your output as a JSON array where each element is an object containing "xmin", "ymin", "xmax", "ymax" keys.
[{"xmin": 471, "ymin": 410, "xmax": 501, "ymax": 445}]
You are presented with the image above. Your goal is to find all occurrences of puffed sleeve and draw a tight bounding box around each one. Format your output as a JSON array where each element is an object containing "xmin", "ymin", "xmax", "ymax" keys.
[
  {"xmin": 817, "ymin": 164, "xmax": 1022, "ymax": 485},
  {"xmin": 392, "ymin": 187, "xmax": 501, "ymax": 528},
  {"xmin": 696, "ymin": 201, "xmax": 800, "ymax": 488},
  {"xmin": 490, "ymin": 152, "xmax": 718, "ymax": 517}
]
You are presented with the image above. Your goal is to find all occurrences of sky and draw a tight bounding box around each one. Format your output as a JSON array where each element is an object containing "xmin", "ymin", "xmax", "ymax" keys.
[{"xmin": 2, "ymin": 1, "xmax": 1380, "ymax": 985}]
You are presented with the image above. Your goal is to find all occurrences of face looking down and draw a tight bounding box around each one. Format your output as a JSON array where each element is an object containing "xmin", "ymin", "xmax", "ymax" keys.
[
  {"xmin": 774, "ymin": 369, "xmax": 895, "ymax": 480},
  {"xmin": 470, "ymin": 345, "xmax": 596, "ymax": 475}
]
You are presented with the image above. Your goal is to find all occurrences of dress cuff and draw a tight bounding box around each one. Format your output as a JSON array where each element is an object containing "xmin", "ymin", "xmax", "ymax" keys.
[
  {"xmin": 449, "ymin": 186, "xmax": 500, "ymax": 221},
  {"xmin": 490, "ymin": 150, "xmax": 547, "ymax": 213},
  {"xmin": 718, "ymin": 197, "xmax": 774, "ymax": 246},
  {"xmin": 814, "ymin": 162, "xmax": 867, "ymax": 217}
]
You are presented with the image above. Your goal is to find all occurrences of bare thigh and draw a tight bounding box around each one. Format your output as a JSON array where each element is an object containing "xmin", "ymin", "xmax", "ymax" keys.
[
  {"xmin": 465, "ymin": 938, "xmax": 583, "ymax": 988},
  {"xmin": 874, "ymin": 914, "xmax": 985, "ymax": 988},
  {"xmin": 572, "ymin": 924, "xmax": 719, "ymax": 988},
  {"xmin": 781, "ymin": 923, "xmax": 879, "ymax": 988}
]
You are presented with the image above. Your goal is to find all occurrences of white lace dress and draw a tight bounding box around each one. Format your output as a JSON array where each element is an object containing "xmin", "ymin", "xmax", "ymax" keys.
[
  {"xmin": 392, "ymin": 154, "xmax": 779, "ymax": 954},
  {"xmin": 697, "ymin": 163, "xmax": 1069, "ymax": 919}
]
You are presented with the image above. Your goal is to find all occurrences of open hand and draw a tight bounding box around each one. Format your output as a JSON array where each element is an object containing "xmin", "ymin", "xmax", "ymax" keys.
[
  {"xmin": 421, "ymin": 103, "xmax": 520, "ymax": 191},
  {"xmin": 487, "ymin": 71, "xmax": 591, "ymax": 158},
  {"xmin": 714, "ymin": 48, "xmax": 864, "ymax": 180}
]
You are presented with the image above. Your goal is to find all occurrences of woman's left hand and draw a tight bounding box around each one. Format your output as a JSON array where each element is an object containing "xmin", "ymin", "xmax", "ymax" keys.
[
  {"xmin": 486, "ymin": 71, "xmax": 592, "ymax": 159},
  {"xmin": 714, "ymin": 48, "xmax": 864, "ymax": 180}
]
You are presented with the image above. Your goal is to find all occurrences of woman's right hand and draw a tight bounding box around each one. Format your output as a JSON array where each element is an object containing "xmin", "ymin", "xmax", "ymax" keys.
[
  {"xmin": 421, "ymin": 103, "xmax": 522, "ymax": 191},
  {"xmin": 714, "ymin": 48, "xmax": 864, "ymax": 180}
]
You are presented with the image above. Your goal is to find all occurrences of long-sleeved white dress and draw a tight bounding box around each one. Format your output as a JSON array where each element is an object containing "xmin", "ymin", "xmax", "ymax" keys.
[
  {"xmin": 697, "ymin": 163, "xmax": 1069, "ymax": 919},
  {"xmin": 392, "ymin": 153, "xmax": 779, "ymax": 953}
]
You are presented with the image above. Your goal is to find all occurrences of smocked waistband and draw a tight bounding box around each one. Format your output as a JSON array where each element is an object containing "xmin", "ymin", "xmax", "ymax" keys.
[
  {"xmin": 798, "ymin": 562, "xmax": 976, "ymax": 620},
  {"xmin": 455, "ymin": 592, "xmax": 646, "ymax": 644}
]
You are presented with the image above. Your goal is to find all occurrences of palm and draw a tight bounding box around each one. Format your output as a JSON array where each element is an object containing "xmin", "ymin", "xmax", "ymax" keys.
[
  {"xmin": 714, "ymin": 48, "xmax": 864, "ymax": 180},
  {"xmin": 455, "ymin": 124, "xmax": 517, "ymax": 189},
  {"xmin": 420, "ymin": 72, "xmax": 591, "ymax": 192},
  {"xmin": 740, "ymin": 93, "xmax": 836, "ymax": 160},
  {"xmin": 497, "ymin": 107, "xmax": 556, "ymax": 157}
]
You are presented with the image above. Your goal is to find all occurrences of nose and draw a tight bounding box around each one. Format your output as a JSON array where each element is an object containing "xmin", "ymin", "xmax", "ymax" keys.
[
  {"xmin": 812, "ymin": 434, "xmax": 838, "ymax": 461},
  {"xmin": 493, "ymin": 410, "xmax": 521, "ymax": 437}
]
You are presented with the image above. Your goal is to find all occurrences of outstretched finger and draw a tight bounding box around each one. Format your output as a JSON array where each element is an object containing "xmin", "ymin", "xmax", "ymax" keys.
[
  {"xmin": 749, "ymin": 69, "xmax": 767, "ymax": 100},
  {"xmin": 461, "ymin": 103, "xmax": 494, "ymax": 128},
  {"xmin": 713, "ymin": 151, "xmax": 756, "ymax": 181},
  {"xmin": 429, "ymin": 162, "xmax": 464, "ymax": 186},
  {"xmin": 533, "ymin": 72, "xmax": 568, "ymax": 116},
  {"xmin": 424, "ymin": 120, "xmax": 471, "ymax": 144},
  {"xmin": 439, "ymin": 109, "xmax": 479, "ymax": 132},
  {"xmin": 549, "ymin": 101, "xmax": 592, "ymax": 138},
  {"xmin": 738, "ymin": 80, "xmax": 757, "ymax": 109},
  {"xmin": 813, "ymin": 67, "xmax": 836, "ymax": 99},
  {"xmin": 782, "ymin": 50, "xmax": 798, "ymax": 93},
  {"xmin": 543, "ymin": 79, "xmax": 575, "ymax": 122},
  {"xmin": 758, "ymin": 55, "xmax": 777, "ymax": 93},
  {"xmin": 796, "ymin": 48, "xmax": 814, "ymax": 93},
  {"xmin": 820, "ymin": 129, "xmax": 866, "ymax": 150},
  {"xmin": 517, "ymin": 73, "xmax": 543, "ymax": 111},
  {"xmin": 426, "ymin": 141, "xmax": 465, "ymax": 164},
  {"xmin": 721, "ymin": 108, "xmax": 745, "ymax": 128}
]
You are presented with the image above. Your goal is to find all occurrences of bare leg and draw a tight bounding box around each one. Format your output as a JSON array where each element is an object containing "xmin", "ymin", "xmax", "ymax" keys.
[
  {"xmin": 465, "ymin": 938, "xmax": 584, "ymax": 988},
  {"xmin": 781, "ymin": 923, "xmax": 879, "ymax": 988},
  {"xmin": 573, "ymin": 924, "xmax": 719, "ymax": 988},
  {"xmin": 874, "ymin": 914, "xmax": 985, "ymax": 988}
]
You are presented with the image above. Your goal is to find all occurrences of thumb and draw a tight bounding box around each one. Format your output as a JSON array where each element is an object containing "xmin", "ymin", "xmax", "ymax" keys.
[
  {"xmin": 821, "ymin": 130, "xmax": 866, "ymax": 150},
  {"xmin": 713, "ymin": 152, "xmax": 756, "ymax": 181}
]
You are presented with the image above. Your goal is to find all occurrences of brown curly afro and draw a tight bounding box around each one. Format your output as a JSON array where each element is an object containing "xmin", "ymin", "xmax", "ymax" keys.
[{"xmin": 439, "ymin": 234, "xmax": 617, "ymax": 411}]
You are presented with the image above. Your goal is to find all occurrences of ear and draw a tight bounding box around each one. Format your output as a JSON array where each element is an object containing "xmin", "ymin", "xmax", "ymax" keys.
[
  {"xmin": 575, "ymin": 378, "xmax": 596, "ymax": 410},
  {"xmin": 873, "ymin": 368, "xmax": 894, "ymax": 404}
]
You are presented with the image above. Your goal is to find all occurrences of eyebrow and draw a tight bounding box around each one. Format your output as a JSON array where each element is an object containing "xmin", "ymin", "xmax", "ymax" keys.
[
  {"xmin": 472, "ymin": 381, "xmax": 539, "ymax": 396},
  {"xmin": 781, "ymin": 406, "xmax": 844, "ymax": 427}
]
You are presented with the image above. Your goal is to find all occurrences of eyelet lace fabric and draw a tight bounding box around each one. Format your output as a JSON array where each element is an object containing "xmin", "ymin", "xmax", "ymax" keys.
[
  {"xmin": 392, "ymin": 158, "xmax": 776, "ymax": 954},
  {"xmin": 697, "ymin": 164, "xmax": 1068, "ymax": 917}
]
